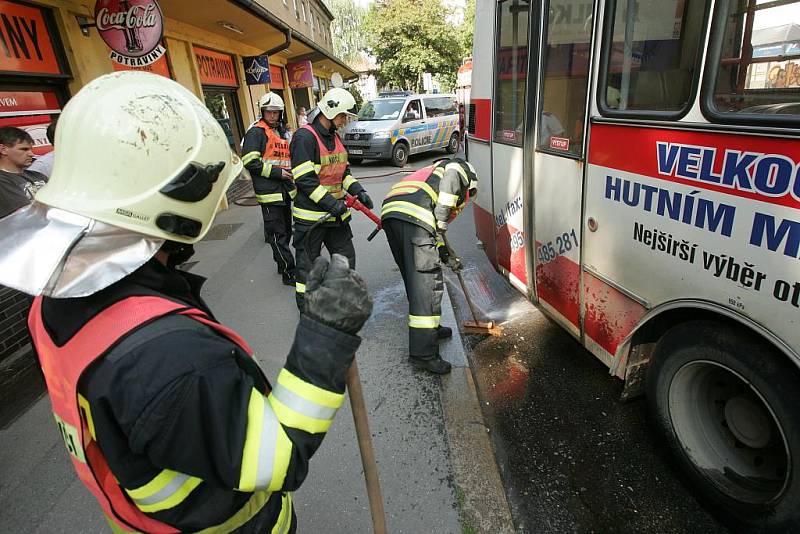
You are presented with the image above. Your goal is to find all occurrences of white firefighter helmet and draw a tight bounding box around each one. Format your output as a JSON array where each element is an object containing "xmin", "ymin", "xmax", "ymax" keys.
[
  {"xmin": 0, "ymin": 71, "xmax": 243, "ymax": 298},
  {"xmin": 37, "ymin": 71, "xmax": 241, "ymax": 243},
  {"xmin": 318, "ymin": 87, "xmax": 357, "ymax": 120},
  {"xmin": 258, "ymin": 92, "xmax": 285, "ymax": 112}
]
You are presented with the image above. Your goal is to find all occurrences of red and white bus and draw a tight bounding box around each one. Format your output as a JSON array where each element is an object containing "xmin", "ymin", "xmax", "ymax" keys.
[{"xmin": 467, "ymin": 0, "xmax": 800, "ymax": 528}]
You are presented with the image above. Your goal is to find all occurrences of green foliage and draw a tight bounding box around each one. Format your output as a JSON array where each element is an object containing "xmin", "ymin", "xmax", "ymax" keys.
[
  {"xmin": 459, "ymin": 0, "xmax": 476, "ymax": 58},
  {"xmin": 328, "ymin": 0, "xmax": 368, "ymax": 64},
  {"xmin": 364, "ymin": 0, "xmax": 463, "ymax": 92}
]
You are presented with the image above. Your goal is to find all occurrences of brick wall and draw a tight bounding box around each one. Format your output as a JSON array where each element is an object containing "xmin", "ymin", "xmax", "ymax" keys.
[{"xmin": 0, "ymin": 285, "xmax": 32, "ymax": 363}]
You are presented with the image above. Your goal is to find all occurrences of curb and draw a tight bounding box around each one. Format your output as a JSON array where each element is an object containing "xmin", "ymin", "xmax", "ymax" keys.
[{"xmin": 439, "ymin": 289, "xmax": 516, "ymax": 534}]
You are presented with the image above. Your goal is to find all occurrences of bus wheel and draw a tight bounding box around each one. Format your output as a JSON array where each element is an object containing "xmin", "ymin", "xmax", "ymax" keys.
[
  {"xmin": 391, "ymin": 142, "xmax": 408, "ymax": 167},
  {"xmin": 446, "ymin": 132, "xmax": 459, "ymax": 154},
  {"xmin": 647, "ymin": 321, "xmax": 800, "ymax": 532}
]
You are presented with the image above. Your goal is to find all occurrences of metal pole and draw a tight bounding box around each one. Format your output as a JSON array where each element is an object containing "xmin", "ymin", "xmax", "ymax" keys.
[{"xmin": 346, "ymin": 361, "xmax": 387, "ymax": 534}]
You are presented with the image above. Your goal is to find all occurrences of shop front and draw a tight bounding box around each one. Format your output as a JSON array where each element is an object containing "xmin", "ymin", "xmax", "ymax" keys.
[
  {"xmin": 194, "ymin": 45, "xmax": 245, "ymax": 148},
  {"xmin": 0, "ymin": 0, "xmax": 71, "ymax": 155}
]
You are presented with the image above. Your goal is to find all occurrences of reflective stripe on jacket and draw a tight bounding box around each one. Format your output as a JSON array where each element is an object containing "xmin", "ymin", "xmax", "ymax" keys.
[
  {"xmin": 291, "ymin": 124, "xmax": 351, "ymax": 223},
  {"xmin": 29, "ymin": 296, "xmax": 300, "ymax": 534},
  {"xmin": 241, "ymin": 121, "xmax": 296, "ymax": 205}
]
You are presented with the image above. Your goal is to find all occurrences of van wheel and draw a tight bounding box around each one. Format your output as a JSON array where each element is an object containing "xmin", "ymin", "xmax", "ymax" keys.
[
  {"xmin": 446, "ymin": 132, "xmax": 459, "ymax": 154},
  {"xmin": 647, "ymin": 321, "xmax": 800, "ymax": 532},
  {"xmin": 350, "ymin": 157, "xmax": 363, "ymax": 165},
  {"xmin": 391, "ymin": 142, "xmax": 408, "ymax": 167}
]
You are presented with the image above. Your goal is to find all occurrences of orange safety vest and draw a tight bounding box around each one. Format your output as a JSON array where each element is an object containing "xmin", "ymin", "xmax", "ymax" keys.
[
  {"xmin": 301, "ymin": 124, "xmax": 348, "ymax": 194},
  {"xmin": 28, "ymin": 295, "xmax": 257, "ymax": 533},
  {"xmin": 256, "ymin": 120, "xmax": 291, "ymax": 170}
]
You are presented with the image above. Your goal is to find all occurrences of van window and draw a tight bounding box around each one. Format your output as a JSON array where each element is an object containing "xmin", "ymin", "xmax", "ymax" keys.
[
  {"xmin": 493, "ymin": 0, "xmax": 529, "ymax": 145},
  {"xmin": 601, "ymin": 0, "xmax": 707, "ymax": 114},
  {"xmin": 425, "ymin": 97, "xmax": 457, "ymax": 117},
  {"xmin": 707, "ymin": 0, "xmax": 800, "ymax": 120},
  {"xmin": 357, "ymin": 98, "xmax": 405, "ymax": 121},
  {"xmin": 404, "ymin": 100, "xmax": 423, "ymax": 121}
]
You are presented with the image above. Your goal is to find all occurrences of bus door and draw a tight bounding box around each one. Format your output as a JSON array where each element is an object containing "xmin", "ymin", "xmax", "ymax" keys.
[
  {"xmin": 528, "ymin": 0, "xmax": 595, "ymax": 336},
  {"xmin": 491, "ymin": 0, "xmax": 533, "ymax": 294}
]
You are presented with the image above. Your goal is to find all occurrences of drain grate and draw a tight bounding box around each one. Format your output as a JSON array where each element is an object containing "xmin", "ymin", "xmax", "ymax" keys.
[{"xmin": 203, "ymin": 223, "xmax": 243, "ymax": 241}]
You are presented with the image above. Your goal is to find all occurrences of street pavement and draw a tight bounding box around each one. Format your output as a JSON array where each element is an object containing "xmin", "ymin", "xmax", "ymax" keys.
[{"xmin": 0, "ymin": 150, "xmax": 512, "ymax": 534}]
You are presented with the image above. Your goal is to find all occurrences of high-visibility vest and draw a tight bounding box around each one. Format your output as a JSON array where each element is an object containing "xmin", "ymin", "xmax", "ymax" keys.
[
  {"xmin": 253, "ymin": 121, "xmax": 296, "ymax": 205},
  {"xmin": 256, "ymin": 120, "xmax": 291, "ymax": 171},
  {"xmin": 28, "ymin": 295, "xmax": 273, "ymax": 533},
  {"xmin": 381, "ymin": 164, "xmax": 447, "ymax": 234},
  {"xmin": 292, "ymin": 125, "xmax": 351, "ymax": 223}
]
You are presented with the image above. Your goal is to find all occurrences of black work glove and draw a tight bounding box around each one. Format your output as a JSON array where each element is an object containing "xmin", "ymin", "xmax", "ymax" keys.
[
  {"xmin": 356, "ymin": 190, "xmax": 373, "ymax": 210},
  {"xmin": 438, "ymin": 244, "xmax": 450, "ymax": 265},
  {"xmin": 330, "ymin": 199, "xmax": 348, "ymax": 218},
  {"xmin": 305, "ymin": 254, "xmax": 373, "ymax": 335}
]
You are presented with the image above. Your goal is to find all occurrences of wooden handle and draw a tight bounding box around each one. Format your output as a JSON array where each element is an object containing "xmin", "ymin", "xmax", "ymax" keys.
[{"xmin": 346, "ymin": 361, "xmax": 387, "ymax": 534}]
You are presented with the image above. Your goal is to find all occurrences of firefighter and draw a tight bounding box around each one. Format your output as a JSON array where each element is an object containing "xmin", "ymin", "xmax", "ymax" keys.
[
  {"xmin": 381, "ymin": 158, "xmax": 478, "ymax": 374},
  {"xmin": 0, "ymin": 72, "xmax": 373, "ymax": 533},
  {"xmin": 290, "ymin": 87, "xmax": 373, "ymax": 310},
  {"xmin": 242, "ymin": 92, "xmax": 297, "ymax": 286}
]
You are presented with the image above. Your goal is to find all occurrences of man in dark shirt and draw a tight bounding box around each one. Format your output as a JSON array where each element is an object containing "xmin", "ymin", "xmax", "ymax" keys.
[{"xmin": 0, "ymin": 126, "xmax": 48, "ymax": 218}]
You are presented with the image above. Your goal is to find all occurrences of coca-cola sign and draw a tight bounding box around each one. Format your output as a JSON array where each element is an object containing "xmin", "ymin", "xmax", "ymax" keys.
[{"xmin": 94, "ymin": 0, "xmax": 165, "ymax": 67}]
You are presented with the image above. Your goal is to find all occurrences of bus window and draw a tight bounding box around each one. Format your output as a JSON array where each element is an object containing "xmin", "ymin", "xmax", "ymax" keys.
[
  {"xmin": 493, "ymin": 0, "xmax": 529, "ymax": 146},
  {"xmin": 537, "ymin": 0, "xmax": 593, "ymax": 156},
  {"xmin": 707, "ymin": 0, "xmax": 800, "ymax": 121},
  {"xmin": 601, "ymin": 0, "xmax": 707, "ymax": 115}
]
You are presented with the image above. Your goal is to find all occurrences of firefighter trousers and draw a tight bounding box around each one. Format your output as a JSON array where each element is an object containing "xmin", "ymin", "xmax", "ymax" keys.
[
  {"xmin": 261, "ymin": 203, "xmax": 296, "ymax": 276},
  {"xmin": 293, "ymin": 222, "xmax": 356, "ymax": 310},
  {"xmin": 383, "ymin": 218, "xmax": 443, "ymax": 358}
]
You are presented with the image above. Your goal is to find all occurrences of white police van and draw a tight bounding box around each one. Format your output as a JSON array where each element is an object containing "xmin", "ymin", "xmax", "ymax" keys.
[{"xmin": 343, "ymin": 92, "xmax": 461, "ymax": 166}]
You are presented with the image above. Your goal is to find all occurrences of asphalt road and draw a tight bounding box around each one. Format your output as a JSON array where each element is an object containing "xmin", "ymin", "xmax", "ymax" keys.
[{"xmin": 443, "ymin": 177, "xmax": 730, "ymax": 533}]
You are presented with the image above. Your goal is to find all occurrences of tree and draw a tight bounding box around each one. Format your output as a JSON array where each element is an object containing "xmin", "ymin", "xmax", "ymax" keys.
[
  {"xmin": 458, "ymin": 0, "xmax": 476, "ymax": 59},
  {"xmin": 364, "ymin": 0, "xmax": 462, "ymax": 92},
  {"xmin": 328, "ymin": 0, "xmax": 368, "ymax": 64}
]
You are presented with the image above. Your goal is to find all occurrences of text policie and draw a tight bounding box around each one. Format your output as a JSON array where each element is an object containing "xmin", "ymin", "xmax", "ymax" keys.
[{"xmin": 605, "ymin": 176, "xmax": 800, "ymax": 260}]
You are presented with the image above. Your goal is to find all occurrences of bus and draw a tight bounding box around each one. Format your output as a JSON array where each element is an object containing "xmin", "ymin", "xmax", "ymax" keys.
[{"xmin": 467, "ymin": 0, "xmax": 800, "ymax": 529}]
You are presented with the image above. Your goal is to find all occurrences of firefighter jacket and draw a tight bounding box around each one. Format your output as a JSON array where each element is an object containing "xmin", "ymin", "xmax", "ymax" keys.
[
  {"xmin": 242, "ymin": 120, "xmax": 296, "ymax": 206},
  {"xmin": 30, "ymin": 259, "xmax": 360, "ymax": 533},
  {"xmin": 381, "ymin": 161, "xmax": 471, "ymax": 237},
  {"xmin": 289, "ymin": 118, "xmax": 366, "ymax": 226}
]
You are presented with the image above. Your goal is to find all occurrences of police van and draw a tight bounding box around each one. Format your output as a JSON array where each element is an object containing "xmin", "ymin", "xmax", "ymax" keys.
[{"xmin": 343, "ymin": 93, "xmax": 461, "ymax": 166}]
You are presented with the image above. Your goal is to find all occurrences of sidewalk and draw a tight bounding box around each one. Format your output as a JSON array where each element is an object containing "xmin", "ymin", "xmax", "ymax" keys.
[{"xmin": 0, "ymin": 168, "xmax": 513, "ymax": 533}]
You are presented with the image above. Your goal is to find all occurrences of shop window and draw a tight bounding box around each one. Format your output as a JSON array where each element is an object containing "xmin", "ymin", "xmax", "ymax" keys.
[
  {"xmin": 601, "ymin": 0, "xmax": 706, "ymax": 115},
  {"xmin": 203, "ymin": 90, "xmax": 243, "ymax": 149},
  {"xmin": 707, "ymin": 0, "xmax": 800, "ymax": 121},
  {"xmin": 493, "ymin": 0, "xmax": 529, "ymax": 146},
  {"xmin": 537, "ymin": 0, "xmax": 592, "ymax": 156}
]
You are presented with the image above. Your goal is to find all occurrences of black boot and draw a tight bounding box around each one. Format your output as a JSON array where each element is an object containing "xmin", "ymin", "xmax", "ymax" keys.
[
  {"xmin": 409, "ymin": 354, "xmax": 452, "ymax": 374},
  {"xmin": 436, "ymin": 326, "xmax": 453, "ymax": 340}
]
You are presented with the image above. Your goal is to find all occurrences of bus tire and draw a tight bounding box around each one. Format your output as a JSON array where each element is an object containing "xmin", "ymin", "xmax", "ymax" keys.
[
  {"xmin": 646, "ymin": 321, "xmax": 800, "ymax": 532},
  {"xmin": 446, "ymin": 132, "xmax": 459, "ymax": 154},
  {"xmin": 350, "ymin": 157, "xmax": 363, "ymax": 165},
  {"xmin": 391, "ymin": 142, "xmax": 408, "ymax": 167}
]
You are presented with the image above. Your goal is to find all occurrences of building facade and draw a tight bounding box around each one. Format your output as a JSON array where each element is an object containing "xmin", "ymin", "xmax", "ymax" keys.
[{"xmin": 0, "ymin": 0, "xmax": 355, "ymax": 381}]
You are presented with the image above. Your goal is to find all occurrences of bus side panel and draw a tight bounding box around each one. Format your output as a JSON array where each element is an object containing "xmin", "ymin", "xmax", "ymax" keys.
[
  {"xmin": 584, "ymin": 123, "xmax": 800, "ymax": 361},
  {"xmin": 492, "ymin": 143, "xmax": 528, "ymax": 292},
  {"xmin": 533, "ymin": 154, "xmax": 583, "ymax": 336},
  {"xmin": 468, "ymin": 0, "xmax": 498, "ymax": 266}
]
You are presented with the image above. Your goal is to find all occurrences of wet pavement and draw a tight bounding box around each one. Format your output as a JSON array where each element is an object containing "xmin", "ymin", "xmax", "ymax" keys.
[{"xmin": 446, "ymin": 204, "xmax": 731, "ymax": 533}]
